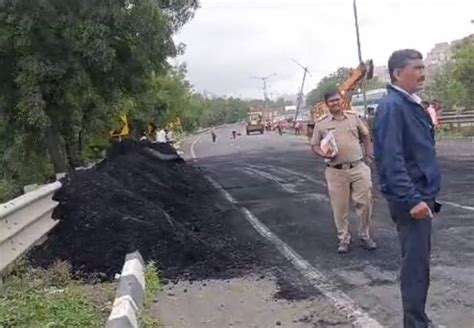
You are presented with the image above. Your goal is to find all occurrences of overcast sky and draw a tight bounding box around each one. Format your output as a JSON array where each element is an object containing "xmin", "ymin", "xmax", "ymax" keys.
[{"xmin": 174, "ymin": 0, "xmax": 474, "ymax": 99}]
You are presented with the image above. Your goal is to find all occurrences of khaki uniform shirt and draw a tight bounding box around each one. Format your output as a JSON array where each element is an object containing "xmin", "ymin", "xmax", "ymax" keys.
[{"xmin": 311, "ymin": 111, "xmax": 369, "ymax": 165}]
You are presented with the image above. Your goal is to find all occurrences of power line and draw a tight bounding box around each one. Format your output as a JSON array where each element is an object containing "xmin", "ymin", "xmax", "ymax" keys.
[
  {"xmin": 291, "ymin": 58, "xmax": 312, "ymax": 125},
  {"xmin": 252, "ymin": 73, "xmax": 277, "ymax": 107}
]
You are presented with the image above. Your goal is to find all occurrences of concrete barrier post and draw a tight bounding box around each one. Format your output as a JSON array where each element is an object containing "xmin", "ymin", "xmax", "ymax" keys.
[{"xmin": 106, "ymin": 251, "xmax": 146, "ymax": 328}]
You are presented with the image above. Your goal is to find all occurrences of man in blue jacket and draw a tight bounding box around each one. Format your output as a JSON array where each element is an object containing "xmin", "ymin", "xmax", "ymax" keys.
[{"xmin": 374, "ymin": 49, "xmax": 441, "ymax": 328}]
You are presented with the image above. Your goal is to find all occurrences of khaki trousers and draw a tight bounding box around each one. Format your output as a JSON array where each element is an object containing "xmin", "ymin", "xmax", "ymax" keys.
[{"xmin": 325, "ymin": 162, "xmax": 373, "ymax": 244}]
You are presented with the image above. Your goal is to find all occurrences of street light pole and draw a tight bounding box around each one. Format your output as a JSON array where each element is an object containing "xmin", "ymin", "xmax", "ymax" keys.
[
  {"xmin": 263, "ymin": 78, "xmax": 268, "ymax": 108},
  {"xmin": 353, "ymin": 0, "xmax": 369, "ymax": 118},
  {"xmin": 295, "ymin": 69, "xmax": 308, "ymax": 123},
  {"xmin": 353, "ymin": 0, "xmax": 363, "ymax": 62}
]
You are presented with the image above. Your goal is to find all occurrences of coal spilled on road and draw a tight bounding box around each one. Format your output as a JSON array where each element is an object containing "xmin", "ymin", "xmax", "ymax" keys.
[{"xmin": 30, "ymin": 140, "xmax": 266, "ymax": 282}]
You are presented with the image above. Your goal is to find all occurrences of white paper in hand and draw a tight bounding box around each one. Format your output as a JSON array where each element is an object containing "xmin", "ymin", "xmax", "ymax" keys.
[{"xmin": 320, "ymin": 131, "xmax": 338, "ymax": 162}]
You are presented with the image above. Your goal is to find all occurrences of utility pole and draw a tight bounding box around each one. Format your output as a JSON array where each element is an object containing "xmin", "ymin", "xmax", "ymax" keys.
[
  {"xmin": 353, "ymin": 0, "xmax": 369, "ymax": 118},
  {"xmin": 291, "ymin": 58, "xmax": 312, "ymax": 126},
  {"xmin": 252, "ymin": 73, "xmax": 277, "ymax": 108}
]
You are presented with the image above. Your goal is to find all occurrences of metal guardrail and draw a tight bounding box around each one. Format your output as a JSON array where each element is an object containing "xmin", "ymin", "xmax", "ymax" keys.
[
  {"xmin": 440, "ymin": 110, "xmax": 474, "ymax": 116},
  {"xmin": 439, "ymin": 113, "xmax": 474, "ymax": 126},
  {"xmin": 0, "ymin": 181, "xmax": 61, "ymax": 274}
]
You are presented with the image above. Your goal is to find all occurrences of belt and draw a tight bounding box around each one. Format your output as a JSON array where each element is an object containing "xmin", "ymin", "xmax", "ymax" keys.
[{"xmin": 327, "ymin": 159, "xmax": 362, "ymax": 170}]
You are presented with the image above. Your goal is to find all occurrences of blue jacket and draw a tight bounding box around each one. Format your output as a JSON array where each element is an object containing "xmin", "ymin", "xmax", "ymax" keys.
[{"xmin": 374, "ymin": 85, "xmax": 441, "ymax": 210}]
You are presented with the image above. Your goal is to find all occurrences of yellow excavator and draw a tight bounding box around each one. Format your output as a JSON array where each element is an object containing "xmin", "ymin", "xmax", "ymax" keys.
[
  {"xmin": 109, "ymin": 115, "xmax": 183, "ymax": 142},
  {"xmin": 307, "ymin": 60, "xmax": 374, "ymax": 137},
  {"xmin": 109, "ymin": 114, "xmax": 130, "ymax": 141}
]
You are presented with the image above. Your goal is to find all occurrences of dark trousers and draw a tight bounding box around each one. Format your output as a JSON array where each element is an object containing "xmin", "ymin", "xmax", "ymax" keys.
[{"xmin": 388, "ymin": 201, "xmax": 433, "ymax": 328}]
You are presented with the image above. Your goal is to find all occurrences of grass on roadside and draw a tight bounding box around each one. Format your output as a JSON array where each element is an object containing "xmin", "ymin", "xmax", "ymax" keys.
[
  {"xmin": 0, "ymin": 260, "xmax": 116, "ymax": 328},
  {"xmin": 139, "ymin": 261, "xmax": 162, "ymax": 328}
]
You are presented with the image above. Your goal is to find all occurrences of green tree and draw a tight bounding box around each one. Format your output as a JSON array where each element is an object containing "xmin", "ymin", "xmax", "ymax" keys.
[
  {"xmin": 0, "ymin": 0, "xmax": 198, "ymax": 170},
  {"xmin": 451, "ymin": 36, "xmax": 474, "ymax": 107},
  {"xmin": 306, "ymin": 67, "xmax": 351, "ymax": 106},
  {"xmin": 424, "ymin": 36, "xmax": 473, "ymax": 110},
  {"xmin": 0, "ymin": 0, "xmax": 200, "ymax": 200},
  {"xmin": 424, "ymin": 63, "xmax": 468, "ymax": 111}
]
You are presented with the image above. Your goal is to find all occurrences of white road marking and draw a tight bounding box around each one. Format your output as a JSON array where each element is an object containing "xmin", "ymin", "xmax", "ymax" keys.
[
  {"xmin": 442, "ymin": 201, "xmax": 474, "ymax": 212},
  {"xmin": 206, "ymin": 176, "xmax": 237, "ymax": 204},
  {"xmin": 242, "ymin": 167, "xmax": 298, "ymax": 193},
  {"xmin": 242, "ymin": 167, "xmax": 330, "ymax": 202},
  {"xmin": 271, "ymin": 166, "xmax": 327, "ymax": 187},
  {"xmin": 247, "ymin": 164, "xmax": 327, "ymax": 187},
  {"xmin": 190, "ymin": 134, "xmax": 203, "ymax": 160},
  {"xmin": 206, "ymin": 175, "xmax": 382, "ymax": 328},
  {"xmin": 305, "ymin": 192, "xmax": 330, "ymax": 202}
]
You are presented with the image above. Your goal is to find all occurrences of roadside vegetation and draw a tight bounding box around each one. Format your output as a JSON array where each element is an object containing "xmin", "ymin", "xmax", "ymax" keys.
[
  {"xmin": 0, "ymin": 260, "xmax": 116, "ymax": 327},
  {"xmin": 0, "ymin": 1, "xmax": 276, "ymax": 202},
  {"xmin": 139, "ymin": 262, "xmax": 162, "ymax": 328},
  {"xmin": 424, "ymin": 35, "xmax": 474, "ymax": 111},
  {"xmin": 0, "ymin": 259, "xmax": 166, "ymax": 327}
]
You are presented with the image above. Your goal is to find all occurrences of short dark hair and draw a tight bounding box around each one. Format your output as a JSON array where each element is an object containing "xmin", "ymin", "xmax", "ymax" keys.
[
  {"xmin": 388, "ymin": 49, "xmax": 423, "ymax": 82},
  {"xmin": 324, "ymin": 89, "xmax": 339, "ymax": 103}
]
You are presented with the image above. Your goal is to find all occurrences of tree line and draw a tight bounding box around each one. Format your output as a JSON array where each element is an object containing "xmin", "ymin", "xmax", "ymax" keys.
[{"xmin": 0, "ymin": 0, "xmax": 256, "ymax": 201}]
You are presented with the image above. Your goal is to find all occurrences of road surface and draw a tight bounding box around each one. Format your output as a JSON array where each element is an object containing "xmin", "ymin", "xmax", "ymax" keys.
[{"xmin": 156, "ymin": 125, "xmax": 473, "ymax": 328}]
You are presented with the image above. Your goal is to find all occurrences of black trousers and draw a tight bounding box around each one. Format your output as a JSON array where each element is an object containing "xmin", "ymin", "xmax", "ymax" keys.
[{"xmin": 388, "ymin": 200, "xmax": 434, "ymax": 328}]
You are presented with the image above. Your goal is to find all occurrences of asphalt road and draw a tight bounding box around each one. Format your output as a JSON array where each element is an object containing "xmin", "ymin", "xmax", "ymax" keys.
[{"xmin": 173, "ymin": 125, "xmax": 473, "ymax": 328}]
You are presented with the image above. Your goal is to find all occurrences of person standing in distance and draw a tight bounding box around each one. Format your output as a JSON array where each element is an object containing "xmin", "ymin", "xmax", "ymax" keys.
[
  {"xmin": 210, "ymin": 125, "xmax": 217, "ymax": 143},
  {"xmin": 373, "ymin": 49, "xmax": 441, "ymax": 328},
  {"xmin": 311, "ymin": 89, "xmax": 377, "ymax": 254}
]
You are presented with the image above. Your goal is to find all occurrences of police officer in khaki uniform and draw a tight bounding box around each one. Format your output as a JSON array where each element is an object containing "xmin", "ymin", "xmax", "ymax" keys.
[{"xmin": 311, "ymin": 89, "xmax": 377, "ymax": 254}]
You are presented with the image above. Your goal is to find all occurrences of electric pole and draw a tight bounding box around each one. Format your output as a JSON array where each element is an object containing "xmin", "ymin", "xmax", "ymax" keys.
[
  {"xmin": 291, "ymin": 58, "xmax": 312, "ymax": 126},
  {"xmin": 353, "ymin": 0, "xmax": 369, "ymax": 118},
  {"xmin": 252, "ymin": 73, "xmax": 277, "ymax": 108}
]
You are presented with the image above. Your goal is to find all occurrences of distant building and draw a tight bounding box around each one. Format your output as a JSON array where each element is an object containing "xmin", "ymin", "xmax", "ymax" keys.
[
  {"xmin": 373, "ymin": 65, "xmax": 390, "ymax": 83},
  {"xmin": 424, "ymin": 34, "xmax": 473, "ymax": 79},
  {"xmin": 425, "ymin": 42, "xmax": 451, "ymax": 67}
]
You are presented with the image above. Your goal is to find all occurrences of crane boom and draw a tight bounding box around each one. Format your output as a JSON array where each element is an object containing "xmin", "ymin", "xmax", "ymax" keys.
[{"xmin": 307, "ymin": 59, "xmax": 374, "ymax": 137}]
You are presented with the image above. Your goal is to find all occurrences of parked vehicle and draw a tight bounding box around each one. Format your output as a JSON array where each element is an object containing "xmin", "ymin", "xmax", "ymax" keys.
[{"xmin": 246, "ymin": 111, "xmax": 264, "ymax": 135}]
